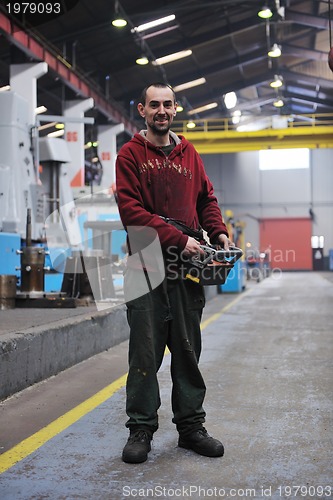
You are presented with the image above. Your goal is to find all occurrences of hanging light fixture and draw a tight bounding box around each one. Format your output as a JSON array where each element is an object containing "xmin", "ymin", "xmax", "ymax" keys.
[
  {"xmin": 136, "ymin": 55, "xmax": 149, "ymax": 65},
  {"xmin": 111, "ymin": 1, "xmax": 127, "ymax": 27},
  {"xmin": 270, "ymin": 74, "xmax": 283, "ymax": 88},
  {"xmin": 186, "ymin": 120, "xmax": 196, "ymax": 129},
  {"xmin": 273, "ymin": 98, "xmax": 284, "ymax": 107},
  {"xmin": 258, "ymin": 5, "xmax": 273, "ymax": 19},
  {"xmin": 268, "ymin": 43, "xmax": 282, "ymax": 58}
]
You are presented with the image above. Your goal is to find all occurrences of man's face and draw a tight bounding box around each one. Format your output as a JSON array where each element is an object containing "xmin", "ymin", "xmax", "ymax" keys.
[{"xmin": 138, "ymin": 86, "xmax": 177, "ymax": 136}]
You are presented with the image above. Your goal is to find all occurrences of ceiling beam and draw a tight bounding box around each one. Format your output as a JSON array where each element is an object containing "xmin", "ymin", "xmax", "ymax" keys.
[
  {"xmin": 285, "ymin": 9, "xmax": 329, "ymax": 30},
  {"xmin": 0, "ymin": 11, "xmax": 138, "ymax": 135},
  {"xmin": 282, "ymin": 69, "xmax": 333, "ymax": 89},
  {"xmin": 283, "ymin": 44, "xmax": 330, "ymax": 62}
]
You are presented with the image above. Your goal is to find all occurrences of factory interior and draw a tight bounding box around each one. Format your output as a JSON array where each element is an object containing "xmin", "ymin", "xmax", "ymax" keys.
[{"xmin": 0, "ymin": 0, "xmax": 332, "ymax": 498}]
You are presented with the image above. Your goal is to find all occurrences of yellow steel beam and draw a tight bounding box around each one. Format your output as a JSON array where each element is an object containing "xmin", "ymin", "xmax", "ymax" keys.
[{"xmin": 178, "ymin": 126, "xmax": 333, "ymax": 154}]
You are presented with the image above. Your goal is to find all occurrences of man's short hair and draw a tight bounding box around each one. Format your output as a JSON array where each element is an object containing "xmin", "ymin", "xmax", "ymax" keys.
[{"xmin": 140, "ymin": 82, "xmax": 176, "ymax": 105}]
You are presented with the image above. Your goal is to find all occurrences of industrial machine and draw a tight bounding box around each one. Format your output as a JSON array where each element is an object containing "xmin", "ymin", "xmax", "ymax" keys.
[
  {"xmin": 0, "ymin": 91, "xmax": 44, "ymax": 240},
  {"xmin": 0, "ymin": 85, "xmax": 125, "ymax": 308},
  {"xmin": 0, "ymin": 89, "xmax": 81, "ymax": 306},
  {"xmin": 220, "ymin": 210, "xmax": 247, "ymax": 292}
]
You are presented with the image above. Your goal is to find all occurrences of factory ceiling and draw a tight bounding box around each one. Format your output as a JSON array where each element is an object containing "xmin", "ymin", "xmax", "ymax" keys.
[{"xmin": 0, "ymin": 0, "xmax": 332, "ymax": 141}]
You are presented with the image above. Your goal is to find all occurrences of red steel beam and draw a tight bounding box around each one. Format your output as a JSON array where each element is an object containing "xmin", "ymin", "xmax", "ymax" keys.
[{"xmin": 0, "ymin": 11, "xmax": 138, "ymax": 136}]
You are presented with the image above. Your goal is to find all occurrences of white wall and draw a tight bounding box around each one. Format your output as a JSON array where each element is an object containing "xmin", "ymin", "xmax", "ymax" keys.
[{"xmin": 202, "ymin": 148, "xmax": 333, "ymax": 258}]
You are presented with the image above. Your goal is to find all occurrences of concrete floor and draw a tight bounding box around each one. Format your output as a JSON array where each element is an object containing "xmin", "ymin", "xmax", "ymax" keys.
[{"xmin": 0, "ymin": 272, "xmax": 332, "ymax": 499}]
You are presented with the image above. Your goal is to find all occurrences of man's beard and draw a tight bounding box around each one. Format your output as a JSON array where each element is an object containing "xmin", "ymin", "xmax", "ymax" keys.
[{"xmin": 148, "ymin": 119, "xmax": 171, "ymax": 136}]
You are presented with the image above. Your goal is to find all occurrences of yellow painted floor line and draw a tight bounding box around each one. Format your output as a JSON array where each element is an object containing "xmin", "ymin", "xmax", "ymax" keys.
[
  {"xmin": 0, "ymin": 374, "xmax": 126, "ymax": 475},
  {"xmin": 201, "ymin": 291, "xmax": 248, "ymax": 331},
  {"xmin": 0, "ymin": 290, "xmax": 249, "ymax": 475}
]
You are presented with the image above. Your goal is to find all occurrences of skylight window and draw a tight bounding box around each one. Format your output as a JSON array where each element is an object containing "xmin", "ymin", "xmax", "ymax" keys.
[{"xmin": 259, "ymin": 148, "xmax": 310, "ymax": 170}]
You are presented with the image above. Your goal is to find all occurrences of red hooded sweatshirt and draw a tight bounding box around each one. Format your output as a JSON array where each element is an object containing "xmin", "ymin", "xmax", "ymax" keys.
[{"xmin": 115, "ymin": 130, "xmax": 228, "ymax": 254}]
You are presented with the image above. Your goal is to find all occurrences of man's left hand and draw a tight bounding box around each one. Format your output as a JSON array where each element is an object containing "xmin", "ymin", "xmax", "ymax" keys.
[{"xmin": 217, "ymin": 233, "xmax": 234, "ymax": 251}]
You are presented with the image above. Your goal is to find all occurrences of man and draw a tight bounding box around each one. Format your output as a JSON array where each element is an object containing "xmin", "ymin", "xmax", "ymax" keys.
[{"xmin": 116, "ymin": 82, "xmax": 232, "ymax": 464}]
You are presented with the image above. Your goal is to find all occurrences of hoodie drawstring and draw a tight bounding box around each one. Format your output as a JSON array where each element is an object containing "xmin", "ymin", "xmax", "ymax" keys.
[{"xmin": 144, "ymin": 141, "xmax": 152, "ymax": 186}]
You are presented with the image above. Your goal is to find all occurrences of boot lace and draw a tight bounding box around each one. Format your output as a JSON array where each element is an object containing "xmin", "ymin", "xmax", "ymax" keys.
[
  {"xmin": 129, "ymin": 430, "xmax": 152, "ymax": 444},
  {"xmin": 195, "ymin": 428, "xmax": 211, "ymax": 439}
]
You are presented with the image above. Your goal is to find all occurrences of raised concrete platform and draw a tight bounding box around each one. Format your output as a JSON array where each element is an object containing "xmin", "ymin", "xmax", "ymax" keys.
[{"xmin": 0, "ymin": 302, "xmax": 129, "ymax": 401}]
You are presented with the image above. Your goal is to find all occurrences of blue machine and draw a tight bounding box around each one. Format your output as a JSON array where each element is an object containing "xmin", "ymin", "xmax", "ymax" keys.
[
  {"xmin": 0, "ymin": 232, "xmax": 21, "ymax": 279},
  {"xmin": 220, "ymin": 259, "xmax": 246, "ymax": 293}
]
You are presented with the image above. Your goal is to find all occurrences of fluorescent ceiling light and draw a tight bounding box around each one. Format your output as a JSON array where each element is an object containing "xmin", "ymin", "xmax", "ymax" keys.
[
  {"xmin": 224, "ymin": 91, "xmax": 237, "ymax": 109},
  {"xmin": 268, "ymin": 43, "xmax": 282, "ymax": 58},
  {"xmin": 47, "ymin": 129, "xmax": 65, "ymax": 138},
  {"xmin": 38, "ymin": 121, "xmax": 57, "ymax": 131},
  {"xmin": 187, "ymin": 102, "xmax": 218, "ymax": 115},
  {"xmin": 35, "ymin": 105, "xmax": 47, "ymax": 114},
  {"xmin": 0, "ymin": 85, "xmax": 10, "ymax": 91},
  {"xmin": 152, "ymin": 49, "xmax": 192, "ymax": 66},
  {"xmin": 173, "ymin": 78, "xmax": 206, "ymax": 92},
  {"xmin": 133, "ymin": 14, "xmax": 175, "ymax": 33},
  {"xmin": 142, "ymin": 25, "xmax": 178, "ymax": 40}
]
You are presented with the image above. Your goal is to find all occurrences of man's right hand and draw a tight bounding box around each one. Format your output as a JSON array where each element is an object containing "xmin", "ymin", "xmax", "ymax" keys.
[{"xmin": 182, "ymin": 236, "xmax": 204, "ymax": 257}]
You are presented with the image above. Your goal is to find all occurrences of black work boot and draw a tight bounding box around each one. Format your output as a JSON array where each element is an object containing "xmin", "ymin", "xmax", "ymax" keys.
[
  {"xmin": 178, "ymin": 427, "xmax": 224, "ymax": 457},
  {"xmin": 122, "ymin": 429, "xmax": 153, "ymax": 463}
]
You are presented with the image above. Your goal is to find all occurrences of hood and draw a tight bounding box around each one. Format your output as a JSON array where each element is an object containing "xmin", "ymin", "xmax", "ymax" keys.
[
  {"xmin": 131, "ymin": 130, "xmax": 188, "ymax": 186},
  {"xmin": 131, "ymin": 129, "xmax": 187, "ymax": 150}
]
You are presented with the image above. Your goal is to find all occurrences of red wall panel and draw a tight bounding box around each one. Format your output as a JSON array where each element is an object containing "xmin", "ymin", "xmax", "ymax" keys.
[{"xmin": 260, "ymin": 218, "xmax": 312, "ymax": 270}]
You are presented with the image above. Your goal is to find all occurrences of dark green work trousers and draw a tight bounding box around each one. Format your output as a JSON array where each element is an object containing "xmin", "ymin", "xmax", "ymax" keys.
[{"xmin": 124, "ymin": 271, "xmax": 207, "ymax": 437}]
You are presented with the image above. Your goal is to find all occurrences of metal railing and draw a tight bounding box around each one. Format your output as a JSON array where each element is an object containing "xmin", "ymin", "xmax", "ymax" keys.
[{"xmin": 172, "ymin": 114, "xmax": 333, "ymax": 134}]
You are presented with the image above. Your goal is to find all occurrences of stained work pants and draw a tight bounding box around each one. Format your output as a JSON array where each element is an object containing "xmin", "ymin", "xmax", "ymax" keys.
[{"xmin": 124, "ymin": 271, "xmax": 207, "ymax": 436}]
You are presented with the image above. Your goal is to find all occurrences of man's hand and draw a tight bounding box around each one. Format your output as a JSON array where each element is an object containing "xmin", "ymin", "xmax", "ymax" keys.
[
  {"xmin": 182, "ymin": 236, "xmax": 204, "ymax": 256},
  {"xmin": 217, "ymin": 233, "xmax": 234, "ymax": 251}
]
